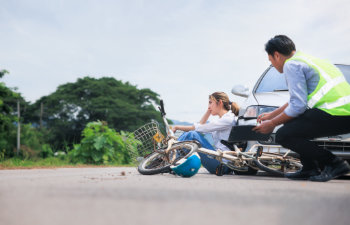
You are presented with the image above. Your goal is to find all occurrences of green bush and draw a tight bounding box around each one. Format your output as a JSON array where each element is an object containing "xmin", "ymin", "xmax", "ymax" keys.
[
  {"xmin": 69, "ymin": 121, "xmax": 138, "ymax": 164},
  {"xmin": 40, "ymin": 144, "xmax": 54, "ymax": 158},
  {"xmin": 19, "ymin": 125, "xmax": 55, "ymax": 159}
]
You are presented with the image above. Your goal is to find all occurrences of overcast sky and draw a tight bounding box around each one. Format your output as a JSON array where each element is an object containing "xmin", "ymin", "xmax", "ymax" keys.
[{"xmin": 1, "ymin": 0, "xmax": 350, "ymax": 123}]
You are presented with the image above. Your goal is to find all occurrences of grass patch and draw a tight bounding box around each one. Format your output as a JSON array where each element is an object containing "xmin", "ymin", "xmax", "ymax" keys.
[{"xmin": 0, "ymin": 157, "xmax": 135, "ymax": 169}]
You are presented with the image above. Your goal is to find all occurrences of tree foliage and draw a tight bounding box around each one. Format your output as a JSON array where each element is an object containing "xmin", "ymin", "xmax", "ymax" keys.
[
  {"xmin": 0, "ymin": 70, "xmax": 27, "ymax": 157},
  {"xmin": 24, "ymin": 77, "xmax": 162, "ymax": 150}
]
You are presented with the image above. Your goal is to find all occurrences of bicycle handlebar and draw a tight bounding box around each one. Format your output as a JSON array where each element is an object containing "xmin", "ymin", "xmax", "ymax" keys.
[
  {"xmin": 158, "ymin": 99, "xmax": 175, "ymax": 137},
  {"xmin": 158, "ymin": 99, "xmax": 166, "ymax": 117}
]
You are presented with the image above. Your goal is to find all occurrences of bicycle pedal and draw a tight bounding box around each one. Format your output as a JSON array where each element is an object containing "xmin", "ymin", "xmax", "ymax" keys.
[
  {"xmin": 256, "ymin": 146, "xmax": 263, "ymax": 158},
  {"xmin": 215, "ymin": 164, "xmax": 224, "ymax": 176}
]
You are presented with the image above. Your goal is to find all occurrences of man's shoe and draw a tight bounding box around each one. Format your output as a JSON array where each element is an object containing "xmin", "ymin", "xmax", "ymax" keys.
[
  {"xmin": 285, "ymin": 168, "xmax": 320, "ymax": 180},
  {"xmin": 309, "ymin": 159, "xmax": 350, "ymax": 182}
]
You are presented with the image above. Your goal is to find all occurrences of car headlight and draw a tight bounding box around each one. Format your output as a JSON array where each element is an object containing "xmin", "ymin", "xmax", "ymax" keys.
[
  {"xmin": 258, "ymin": 133, "xmax": 278, "ymax": 145},
  {"xmin": 243, "ymin": 105, "xmax": 278, "ymax": 119}
]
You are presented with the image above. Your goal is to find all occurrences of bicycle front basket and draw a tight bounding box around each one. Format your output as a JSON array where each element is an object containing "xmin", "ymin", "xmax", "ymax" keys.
[{"xmin": 126, "ymin": 121, "xmax": 164, "ymax": 161}]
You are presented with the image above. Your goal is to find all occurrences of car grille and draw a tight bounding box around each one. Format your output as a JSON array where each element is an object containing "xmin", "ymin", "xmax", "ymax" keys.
[
  {"xmin": 314, "ymin": 141, "xmax": 350, "ymax": 152},
  {"xmin": 258, "ymin": 134, "xmax": 279, "ymax": 145}
]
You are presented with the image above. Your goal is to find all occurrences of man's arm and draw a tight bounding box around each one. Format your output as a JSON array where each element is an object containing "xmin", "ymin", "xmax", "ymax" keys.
[
  {"xmin": 257, "ymin": 103, "xmax": 288, "ymax": 123},
  {"xmin": 253, "ymin": 103, "xmax": 294, "ymax": 134},
  {"xmin": 254, "ymin": 61, "xmax": 311, "ymax": 134}
]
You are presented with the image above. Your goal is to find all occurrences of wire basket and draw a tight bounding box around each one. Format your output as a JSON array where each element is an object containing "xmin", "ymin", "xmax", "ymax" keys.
[{"xmin": 126, "ymin": 121, "xmax": 165, "ymax": 162}]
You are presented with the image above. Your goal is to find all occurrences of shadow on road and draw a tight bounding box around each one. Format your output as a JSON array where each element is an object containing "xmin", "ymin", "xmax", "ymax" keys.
[{"xmin": 193, "ymin": 171, "xmax": 350, "ymax": 182}]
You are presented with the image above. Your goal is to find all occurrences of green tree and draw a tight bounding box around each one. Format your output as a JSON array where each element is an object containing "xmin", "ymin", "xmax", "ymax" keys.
[
  {"xmin": 0, "ymin": 70, "xmax": 31, "ymax": 157},
  {"xmin": 24, "ymin": 77, "xmax": 162, "ymax": 150},
  {"xmin": 0, "ymin": 70, "xmax": 17, "ymax": 157}
]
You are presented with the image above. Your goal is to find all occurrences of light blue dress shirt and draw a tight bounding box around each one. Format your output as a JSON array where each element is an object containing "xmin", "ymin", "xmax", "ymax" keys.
[{"xmin": 283, "ymin": 59, "xmax": 320, "ymax": 117}]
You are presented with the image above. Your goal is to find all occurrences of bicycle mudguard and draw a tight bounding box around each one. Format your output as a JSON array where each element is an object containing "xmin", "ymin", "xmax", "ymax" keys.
[{"xmin": 228, "ymin": 125, "xmax": 271, "ymax": 142}]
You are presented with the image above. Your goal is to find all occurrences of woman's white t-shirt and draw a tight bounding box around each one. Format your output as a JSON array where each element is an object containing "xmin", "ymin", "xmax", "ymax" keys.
[{"xmin": 193, "ymin": 111, "xmax": 237, "ymax": 151}]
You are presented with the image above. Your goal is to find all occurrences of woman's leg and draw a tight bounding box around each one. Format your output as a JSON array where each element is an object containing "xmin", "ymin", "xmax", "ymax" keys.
[{"xmin": 178, "ymin": 131, "xmax": 229, "ymax": 174}]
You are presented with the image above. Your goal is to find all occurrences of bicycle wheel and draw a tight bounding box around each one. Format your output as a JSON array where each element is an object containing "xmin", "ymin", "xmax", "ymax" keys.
[
  {"xmin": 253, "ymin": 152, "xmax": 302, "ymax": 176},
  {"xmin": 137, "ymin": 141, "xmax": 199, "ymax": 175},
  {"xmin": 138, "ymin": 152, "xmax": 172, "ymax": 175}
]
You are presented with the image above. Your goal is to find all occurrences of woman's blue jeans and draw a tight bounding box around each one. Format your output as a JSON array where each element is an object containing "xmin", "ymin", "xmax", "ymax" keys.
[{"xmin": 178, "ymin": 131, "xmax": 229, "ymax": 174}]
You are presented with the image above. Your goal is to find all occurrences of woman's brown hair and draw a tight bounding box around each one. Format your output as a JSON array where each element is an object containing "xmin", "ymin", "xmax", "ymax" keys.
[{"xmin": 209, "ymin": 92, "xmax": 240, "ymax": 116}]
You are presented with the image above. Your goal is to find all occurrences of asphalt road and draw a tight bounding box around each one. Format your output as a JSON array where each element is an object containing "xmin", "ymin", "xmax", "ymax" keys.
[{"xmin": 1, "ymin": 167, "xmax": 349, "ymax": 225}]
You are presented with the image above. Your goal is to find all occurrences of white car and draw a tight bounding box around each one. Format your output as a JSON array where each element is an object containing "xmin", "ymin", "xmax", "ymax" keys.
[{"xmin": 231, "ymin": 64, "xmax": 350, "ymax": 164}]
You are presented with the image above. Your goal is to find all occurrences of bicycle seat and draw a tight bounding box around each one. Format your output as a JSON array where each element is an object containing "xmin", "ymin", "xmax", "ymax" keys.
[
  {"xmin": 220, "ymin": 140, "xmax": 236, "ymax": 151},
  {"xmin": 220, "ymin": 140, "xmax": 247, "ymax": 151}
]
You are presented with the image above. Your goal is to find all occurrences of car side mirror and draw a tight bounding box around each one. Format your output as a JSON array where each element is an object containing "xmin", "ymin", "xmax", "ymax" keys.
[{"xmin": 231, "ymin": 85, "xmax": 249, "ymax": 98}]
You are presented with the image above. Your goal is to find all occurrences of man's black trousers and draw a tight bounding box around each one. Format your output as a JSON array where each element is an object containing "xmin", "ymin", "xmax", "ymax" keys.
[{"xmin": 275, "ymin": 108, "xmax": 350, "ymax": 170}]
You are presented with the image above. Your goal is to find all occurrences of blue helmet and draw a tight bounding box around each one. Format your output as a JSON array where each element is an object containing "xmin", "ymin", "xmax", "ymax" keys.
[{"xmin": 171, "ymin": 153, "xmax": 201, "ymax": 177}]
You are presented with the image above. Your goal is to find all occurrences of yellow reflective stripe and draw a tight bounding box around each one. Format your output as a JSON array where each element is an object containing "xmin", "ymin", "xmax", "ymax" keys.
[
  {"xmin": 293, "ymin": 55, "xmax": 332, "ymax": 81},
  {"xmin": 307, "ymin": 76, "xmax": 346, "ymax": 108},
  {"xmin": 318, "ymin": 95, "xmax": 350, "ymax": 109}
]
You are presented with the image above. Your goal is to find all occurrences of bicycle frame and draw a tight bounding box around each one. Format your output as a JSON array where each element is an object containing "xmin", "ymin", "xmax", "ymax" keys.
[
  {"xmin": 197, "ymin": 144, "xmax": 295, "ymax": 170},
  {"xmin": 136, "ymin": 99, "xmax": 301, "ymax": 175},
  {"xmin": 157, "ymin": 99, "xmax": 289, "ymax": 165}
]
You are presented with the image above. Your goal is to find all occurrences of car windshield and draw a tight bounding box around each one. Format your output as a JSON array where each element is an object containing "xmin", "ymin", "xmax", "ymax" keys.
[
  {"xmin": 255, "ymin": 67, "xmax": 287, "ymax": 93},
  {"xmin": 337, "ymin": 64, "xmax": 350, "ymax": 83},
  {"xmin": 255, "ymin": 64, "xmax": 350, "ymax": 93}
]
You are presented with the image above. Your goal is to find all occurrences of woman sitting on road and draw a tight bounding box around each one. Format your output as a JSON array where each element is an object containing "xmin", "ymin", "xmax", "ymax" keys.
[{"xmin": 172, "ymin": 92, "xmax": 239, "ymax": 175}]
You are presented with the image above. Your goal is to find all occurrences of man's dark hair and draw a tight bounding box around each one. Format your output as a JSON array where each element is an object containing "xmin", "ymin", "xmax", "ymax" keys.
[{"xmin": 265, "ymin": 35, "xmax": 296, "ymax": 56}]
